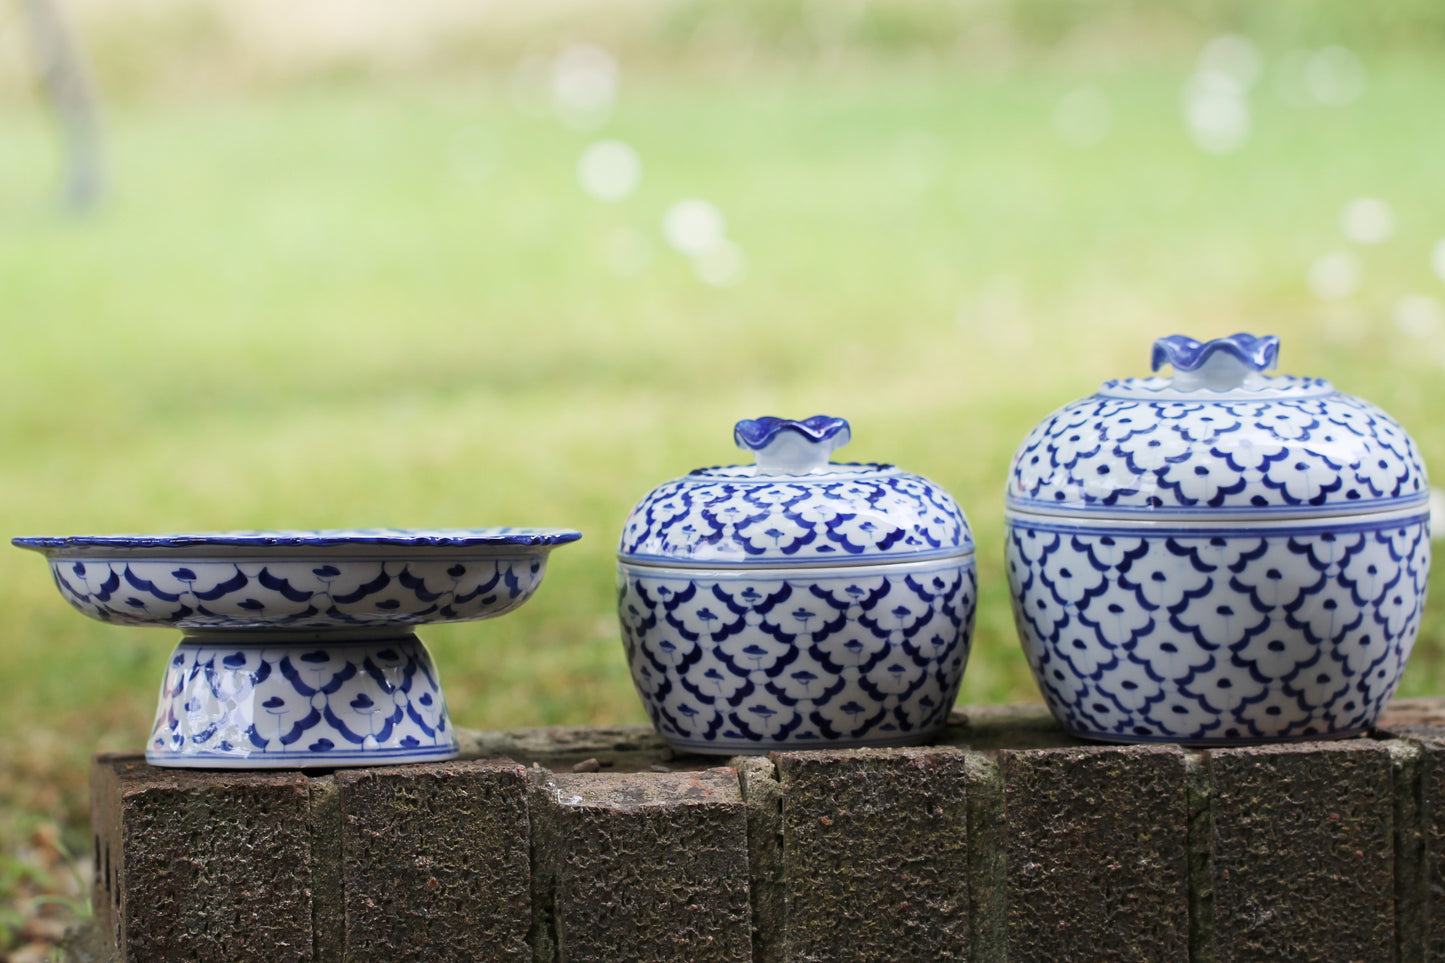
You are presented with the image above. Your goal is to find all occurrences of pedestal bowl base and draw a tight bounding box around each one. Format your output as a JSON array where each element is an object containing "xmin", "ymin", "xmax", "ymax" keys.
[{"xmin": 148, "ymin": 631, "xmax": 459, "ymax": 768}]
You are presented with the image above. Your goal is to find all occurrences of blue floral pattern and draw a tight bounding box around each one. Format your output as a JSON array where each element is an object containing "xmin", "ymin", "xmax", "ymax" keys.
[
  {"xmin": 1006, "ymin": 511, "xmax": 1430, "ymax": 742},
  {"xmin": 619, "ymin": 468, "xmax": 971, "ymax": 565},
  {"xmin": 1008, "ymin": 390, "xmax": 1427, "ymax": 517},
  {"xmin": 618, "ymin": 558, "xmax": 976, "ymax": 753},
  {"xmin": 149, "ymin": 635, "xmax": 456, "ymax": 765},
  {"xmin": 46, "ymin": 557, "xmax": 543, "ymax": 629}
]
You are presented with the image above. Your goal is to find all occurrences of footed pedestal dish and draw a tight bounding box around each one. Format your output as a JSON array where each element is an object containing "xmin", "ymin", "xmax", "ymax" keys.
[
  {"xmin": 618, "ymin": 416, "xmax": 976, "ymax": 754},
  {"xmin": 14, "ymin": 528, "xmax": 580, "ymax": 768},
  {"xmin": 1006, "ymin": 334, "xmax": 1430, "ymax": 744}
]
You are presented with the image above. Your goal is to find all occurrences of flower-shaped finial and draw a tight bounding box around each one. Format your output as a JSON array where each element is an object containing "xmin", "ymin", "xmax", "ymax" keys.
[
  {"xmin": 735, "ymin": 416, "xmax": 851, "ymax": 474},
  {"xmin": 1151, "ymin": 333, "xmax": 1279, "ymax": 391}
]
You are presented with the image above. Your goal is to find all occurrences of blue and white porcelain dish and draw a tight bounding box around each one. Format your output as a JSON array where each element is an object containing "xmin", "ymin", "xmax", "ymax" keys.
[
  {"xmin": 13, "ymin": 528, "xmax": 581, "ymax": 630},
  {"xmin": 1005, "ymin": 334, "xmax": 1430, "ymax": 745},
  {"xmin": 618, "ymin": 417, "xmax": 976, "ymax": 755},
  {"xmin": 14, "ymin": 527, "xmax": 581, "ymax": 768}
]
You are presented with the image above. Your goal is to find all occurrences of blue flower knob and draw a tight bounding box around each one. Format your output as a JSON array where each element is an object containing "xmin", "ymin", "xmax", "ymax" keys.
[
  {"xmin": 734, "ymin": 416, "xmax": 851, "ymax": 474},
  {"xmin": 1151, "ymin": 333, "xmax": 1279, "ymax": 391}
]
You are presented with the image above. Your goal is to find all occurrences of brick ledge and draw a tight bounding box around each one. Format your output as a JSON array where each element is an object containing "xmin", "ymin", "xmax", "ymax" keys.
[{"xmin": 71, "ymin": 699, "xmax": 1445, "ymax": 963}]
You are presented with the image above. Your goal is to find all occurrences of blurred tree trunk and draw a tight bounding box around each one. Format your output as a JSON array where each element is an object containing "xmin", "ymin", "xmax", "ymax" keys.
[{"xmin": 22, "ymin": 0, "xmax": 104, "ymax": 212}]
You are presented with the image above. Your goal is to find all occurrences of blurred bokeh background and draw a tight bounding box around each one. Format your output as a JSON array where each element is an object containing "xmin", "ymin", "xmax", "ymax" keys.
[{"xmin": 3, "ymin": 0, "xmax": 1444, "ymax": 951}]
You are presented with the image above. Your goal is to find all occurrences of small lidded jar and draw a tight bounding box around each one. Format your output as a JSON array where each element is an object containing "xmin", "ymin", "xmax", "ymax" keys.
[
  {"xmin": 1006, "ymin": 333, "xmax": 1431, "ymax": 744},
  {"xmin": 618, "ymin": 415, "xmax": 976, "ymax": 754}
]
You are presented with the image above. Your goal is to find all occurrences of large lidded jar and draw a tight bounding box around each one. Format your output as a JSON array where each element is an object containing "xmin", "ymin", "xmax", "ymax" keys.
[
  {"xmin": 1006, "ymin": 333, "xmax": 1431, "ymax": 745},
  {"xmin": 618, "ymin": 416, "xmax": 976, "ymax": 755}
]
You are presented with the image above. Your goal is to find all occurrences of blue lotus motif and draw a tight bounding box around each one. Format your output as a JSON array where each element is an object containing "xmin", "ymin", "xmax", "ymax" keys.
[
  {"xmin": 767, "ymin": 667, "xmax": 846, "ymax": 705},
  {"xmin": 735, "ymin": 513, "xmax": 817, "ymax": 556}
]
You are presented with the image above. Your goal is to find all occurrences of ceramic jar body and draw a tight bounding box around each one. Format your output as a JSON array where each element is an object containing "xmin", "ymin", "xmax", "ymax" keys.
[
  {"xmin": 1006, "ymin": 336, "xmax": 1431, "ymax": 745},
  {"xmin": 1007, "ymin": 506, "xmax": 1429, "ymax": 743},
  {"xmin": 619, "ymin": 555, "xmax": 975, "ymax": 754},
  {"xmin": 618, "ymin": 417, "xmax": 976, "ymax": 755}
]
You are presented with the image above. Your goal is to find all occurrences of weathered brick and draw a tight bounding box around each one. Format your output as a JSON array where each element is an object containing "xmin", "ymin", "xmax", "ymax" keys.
[
  {"xmin": 1418, "ymin": 739, "xmax": 1445, "ymax": 963},
  {"xmin": 775, "ymin": 747, "xmax": 971, "ymax": 963},
  {"xmin": 964, "ymin": 752, "xmax": 1006, "ymax": 963},
  {"xmin": 1383, "ymin": 739, "xmax": 1427, "ymax": 963},
  {"xmin": 735, "ymin": 756, "xmax": 785, "ymax": 963},
  {"xmin": 1207, "ymin": 740, "xmax": 1395, "ymax": 963},
  {"xmin": 1376, "ymin": 711, "xmax": 1445, "ymax": 963},
  {"xmin": 1000, "ymin": 744, "xmax": 1188, "ymax": 963},
  {"xmin": 539, "ymin": 767, "xmax": 752, "ymax": 963},
  {"xmin": 82, "ymin": 703, "xmax": 1445, "ymax": 963},
  {"xmin": 90, "ymin": 754, "xmax": 312, "ymax": 963},
  {"xmin": 307, "ymin": 774, "xmax": 344, "ymax": 963},
  {"xmin": 338, "ymin": 759, "xmax": 531, "ymax": 963},
  {"xmin": 1183, "ymin": 751, "xmax": 1215, "ymax": 963}
]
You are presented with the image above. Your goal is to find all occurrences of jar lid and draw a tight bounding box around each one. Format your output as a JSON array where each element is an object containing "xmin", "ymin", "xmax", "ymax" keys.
[
  {"xmin": 619, "ymin": 416, "xmax": 973, "ymax": 566},
  {"xmin": 1007, "ymin": 333, "xmax": 1429, "ymax": 519}
]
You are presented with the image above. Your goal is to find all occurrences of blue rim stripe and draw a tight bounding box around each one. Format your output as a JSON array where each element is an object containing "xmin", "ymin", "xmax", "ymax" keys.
[
  {"xmin": 13, "ymin": 528, "xmax": 582, "ymax": 551},
  {"xmin": 1093, "ymin": 383, "xmax": 1336, "ymax": 401},
  {"xmin": 685, "ymin": 461, "xmax": 898, "ymax": 480},
  {"xmin": 617, "ymin": 545, "xmax": 976, "ymax": 567},
  {"xmin": 1006, "ymin": 511, "xmax": 1429, "ymax": 539},
  {"xmin": 1005, "ymin": 493, "xmax": 1430, "ymax": 518},
  {"xmin": 146, "ymin": 744, "xmax": 461, "ymax": 761}
]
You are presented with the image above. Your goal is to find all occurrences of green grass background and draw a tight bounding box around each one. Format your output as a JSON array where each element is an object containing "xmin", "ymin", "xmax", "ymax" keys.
[{"xmin": 2, "ymin": 0, "xmax": 1445, "ymax": 857}]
